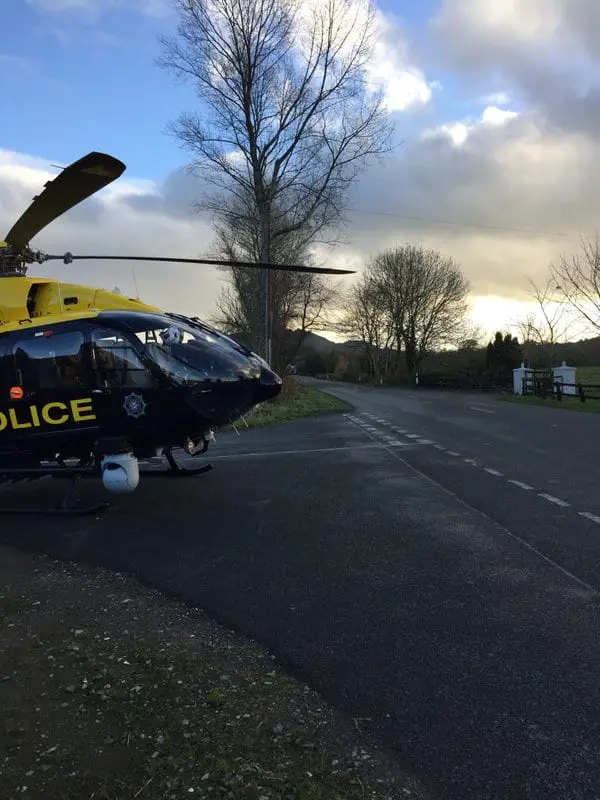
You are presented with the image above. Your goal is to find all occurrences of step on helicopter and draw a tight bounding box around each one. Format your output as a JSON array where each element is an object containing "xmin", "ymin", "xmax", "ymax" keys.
[{"xmin": 0, "ymin": 151, "xmax": 354, "ymax": 515}]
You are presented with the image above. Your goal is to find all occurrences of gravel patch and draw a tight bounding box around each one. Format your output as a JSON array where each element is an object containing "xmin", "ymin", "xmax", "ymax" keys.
[{"xmin": 0, "ymin": 546, "xmax": 428, "ymax": 799}]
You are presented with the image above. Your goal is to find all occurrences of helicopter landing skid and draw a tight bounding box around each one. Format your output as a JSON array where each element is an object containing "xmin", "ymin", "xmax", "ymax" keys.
[
  {"xmin": 140, "ymin": 448, "xmax": 213, "ymax": 478},
  {"xmin": 0, "ymin": 470, "xmax": 109, "ymax": 517}
]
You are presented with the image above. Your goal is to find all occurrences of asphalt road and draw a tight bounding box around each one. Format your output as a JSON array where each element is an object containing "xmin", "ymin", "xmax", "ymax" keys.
[
  {"xmin": 304, "ymin": 378, "xmax": 600, "ymax": 591},
  {"xmin": 1, "ymin": 390, "xmax": 600, "ymax": 800}
]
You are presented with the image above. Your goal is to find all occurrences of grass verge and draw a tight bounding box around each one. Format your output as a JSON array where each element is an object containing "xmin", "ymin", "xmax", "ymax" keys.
[
  {"xmin": 500, "ymin": 394, "xmax": 600, "ymax": 413},
  {"xmin": 0, "ymin": 547, "xmax": 424, "ymax": 800},
  {"xmin": 233, "ymin": 377, "xmax": 352, "ymax": 430}
]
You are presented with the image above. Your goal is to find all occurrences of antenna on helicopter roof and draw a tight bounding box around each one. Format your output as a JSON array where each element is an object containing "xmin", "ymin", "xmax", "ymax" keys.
[{"xmin": 131, "ymin": 267, "xmax": 139, "ymax": 299}]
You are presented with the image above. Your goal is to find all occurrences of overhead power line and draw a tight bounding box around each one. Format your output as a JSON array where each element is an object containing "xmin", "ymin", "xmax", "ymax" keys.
[{"xmin": 348, "ymin": 207, "xmax": 584, "ymax": 238}]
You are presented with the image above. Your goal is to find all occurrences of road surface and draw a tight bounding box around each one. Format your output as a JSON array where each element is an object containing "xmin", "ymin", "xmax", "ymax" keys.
[
  {"xmin": 1, "ymin": 389, "xmax": 600, "ymax": 800},
  {"xmin": 303, "ymin": 378, "xmax": 600, "ymax": 590}
]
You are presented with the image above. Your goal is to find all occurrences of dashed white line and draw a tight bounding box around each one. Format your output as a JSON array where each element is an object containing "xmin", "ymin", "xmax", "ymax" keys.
[
  {"xmin": 579, "ymin": 511, "xmax": 600, "ymax": 524},
  {"xmin": 539, "ymin": 493, "xmax": 570, "ymax": 508},
  {"xmin": 348, "ymin": 414, "xmax": 600, "ymax": 540},
  {"xmin": 507, "ymin": 479, "xmax": 534, "ymax": 491}
]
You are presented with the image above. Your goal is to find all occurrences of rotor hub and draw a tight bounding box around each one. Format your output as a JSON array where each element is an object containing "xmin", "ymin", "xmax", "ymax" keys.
[{"xmin": 0, "ymin": 243, "xmax": 28, "ymax": 277}]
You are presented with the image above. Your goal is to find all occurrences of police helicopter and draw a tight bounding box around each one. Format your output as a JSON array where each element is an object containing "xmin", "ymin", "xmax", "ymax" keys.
[{"xmin": 0, "ymin": 151, "xmax": 354, "ymax": 515}]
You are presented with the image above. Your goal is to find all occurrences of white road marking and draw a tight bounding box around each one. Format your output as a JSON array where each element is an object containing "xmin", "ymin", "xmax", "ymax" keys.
[
  {"xmin": 210, "ymin": 442, "xmax": 412, "ymax": 460},
  {"xmin": 356, "ymin": 428, "xmax": 598, "ymax": 594},
  {"xmin": 347, "ymin": 412, "xmax": 600, "ymax": 574},
  {"xmin": 539, "ymin": 493, "xmax": 570, "ymax": 508},
  {"xmin": 469, "ymin": 406, "xmax": 496, "ymax": 415},
  {"xmin": 507, "ymin": 480, "xmax": 534, "ymax": 491},
  {"xmin": 580, "ymin": 511, "xmax": 600, "ymax": 524}
]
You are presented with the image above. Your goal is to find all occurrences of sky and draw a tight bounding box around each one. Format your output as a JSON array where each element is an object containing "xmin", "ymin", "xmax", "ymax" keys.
[{"xmin": 2, "ymin": 0, "xmax": 600, "ymax": 343}]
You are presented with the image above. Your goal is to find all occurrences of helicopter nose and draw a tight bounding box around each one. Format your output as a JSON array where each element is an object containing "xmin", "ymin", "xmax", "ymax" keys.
[{"xmin": 256, "ymin": 364, "xmax": 282, "ymax": 402}]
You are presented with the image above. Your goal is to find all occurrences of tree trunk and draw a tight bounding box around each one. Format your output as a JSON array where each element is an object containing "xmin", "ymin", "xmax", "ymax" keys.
[{"xmin": 259, "ymin": 195, "xmax": 272, "ymax": 364}]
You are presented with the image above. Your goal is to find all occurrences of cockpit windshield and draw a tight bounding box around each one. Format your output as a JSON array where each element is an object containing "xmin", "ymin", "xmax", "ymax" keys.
[{"xmin": 99, "ymin": 313, "xmax": 260, "ymax": 386}]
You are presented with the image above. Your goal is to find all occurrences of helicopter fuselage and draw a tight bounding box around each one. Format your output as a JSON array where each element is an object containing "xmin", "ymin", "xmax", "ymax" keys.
[{"xmin": 0, "ymin": 277, "xmax": 282, "ymax": 464}]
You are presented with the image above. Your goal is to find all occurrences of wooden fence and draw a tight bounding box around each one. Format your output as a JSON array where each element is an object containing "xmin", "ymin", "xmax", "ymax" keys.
[{"xmin": 523, "ymin": 370, "xmax": 600, "ymax": 402}]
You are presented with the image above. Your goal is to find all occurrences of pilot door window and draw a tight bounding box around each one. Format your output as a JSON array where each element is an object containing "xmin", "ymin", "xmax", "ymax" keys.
[
  {"xmin": 90, "ymin": 329, "xmax": 154, "ymax": 389},
  {"xmin": 12, "ymin": 331, "xmax": 88, "ymax": 392}
]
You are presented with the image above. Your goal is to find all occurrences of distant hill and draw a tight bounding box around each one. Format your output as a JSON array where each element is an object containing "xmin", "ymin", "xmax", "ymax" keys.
[
  {"xmin": 223, "ymin": 322, "xmax": 600, "ymax": 384},
  {"xmin": 295, "ymin": 331, "xmax": 340, "ymax": 354}
]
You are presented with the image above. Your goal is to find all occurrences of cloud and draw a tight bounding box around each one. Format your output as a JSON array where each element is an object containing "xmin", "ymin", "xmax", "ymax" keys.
[
  {"xmin": 366, "ymin": 6, "xmax": 435, "ymax": 111},
  {"xmin": 287, "ymin": 0, "xmax": 435, "ymax": 113},
  {"xmin": 308, "ymin": 98, "xmax": 600, "ymax": 341},
  {"xmin": 3, "ymin": 97, "xmax": 597, "ymax": 347},
  {"xmin": 421, "ymin": 104, "xmax": 520, "ymax": 146},
  {"xmin": 8, "ymin": 0, "xmax": 600, "ymax": 345},
  {"xmin": 430, "ymin": 0, "xmax": 600, "ymax": 138},
  {"xmin": 280, "ymin": 0, "xmax": 600, "ymax": 340},
  {"xmin": 0, "ymin": 150, "xmax": 225, "ymax": 321}
]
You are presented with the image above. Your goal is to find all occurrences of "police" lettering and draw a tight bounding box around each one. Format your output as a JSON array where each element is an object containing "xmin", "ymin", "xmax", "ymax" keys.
[{"xmin": 0, "ymin": 398, "xmax": 96, "ymax": 432}]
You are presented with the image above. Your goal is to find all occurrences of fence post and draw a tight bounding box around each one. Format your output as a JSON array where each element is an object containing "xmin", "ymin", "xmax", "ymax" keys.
[
  {"xmin": 555, "ymin": 381, "xmax": 562, "ymax": 401},
  {"xmin": 578, "ymin": 382, "xmax": 586, "ymax": 403}
]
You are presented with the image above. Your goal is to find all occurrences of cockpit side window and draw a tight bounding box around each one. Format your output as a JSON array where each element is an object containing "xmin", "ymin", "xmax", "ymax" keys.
[
  {"xmin": 90, "ymin": 328, "xmax": 155, "ymax": 389},
  {"xmin": 12, "ymin": 330, "xmax": 88, "ymax": 391}
]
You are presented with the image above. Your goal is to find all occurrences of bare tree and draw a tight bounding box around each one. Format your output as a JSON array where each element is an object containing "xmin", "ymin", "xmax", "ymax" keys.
[
  {"xmin": 370, "ymin": 245, "xmax": 470, "ymax": 378},
  {"xmin": 456, "ymin": 322, "xmax": 486, "ymax": 351},
  {"xmin": 550, "ymin": 234, "xmax": 600, "ymax": 336},
  {"xmin": 513, "ymin": 275, "xmax": 579, "ymax": 366},
  {"xmin": 336, "ymin": 245, "xmax": 469, "ymax": 381},
  {"xmin": 209, "ymin": 198, "xmax": 340, "ymax": 368},
  {"xmin": 158, "ymin": 0, "xmax": 394, "ymax": 361},
  {"xmin": 336, "ymin": 273, "xmax": 394, "ymax": 381}
]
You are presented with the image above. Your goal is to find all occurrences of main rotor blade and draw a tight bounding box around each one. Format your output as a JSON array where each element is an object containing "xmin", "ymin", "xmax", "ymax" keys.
[
  {"xmin": 44, "ymin": 253, "xmax": 355, "ymax": 275},
  {"xmin": 5, "ymin": 152, "xmax": 126, "ymax": 252}
]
